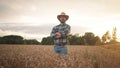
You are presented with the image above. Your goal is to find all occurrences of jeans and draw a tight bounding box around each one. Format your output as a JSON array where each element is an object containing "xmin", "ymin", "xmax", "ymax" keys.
[{"xmin": 54, "ymin": 45, "xmax": 68, "ymax": 55}]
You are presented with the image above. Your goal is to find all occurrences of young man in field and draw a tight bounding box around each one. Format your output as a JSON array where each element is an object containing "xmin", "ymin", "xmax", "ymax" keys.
[{"xmin": 50, "ymin": 12, "xmax": 71, "ymax": 56}]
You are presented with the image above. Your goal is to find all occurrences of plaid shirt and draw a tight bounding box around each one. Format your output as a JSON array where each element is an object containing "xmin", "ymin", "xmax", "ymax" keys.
[{"xmin": 51, "ymin": 23, "xmax": 71, "ymax": 45}]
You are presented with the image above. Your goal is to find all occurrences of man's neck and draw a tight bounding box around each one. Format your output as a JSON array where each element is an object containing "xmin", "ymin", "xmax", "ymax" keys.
[{"xmin": 60, "ymin": 22, "xmax": 66, "ymax": 25}]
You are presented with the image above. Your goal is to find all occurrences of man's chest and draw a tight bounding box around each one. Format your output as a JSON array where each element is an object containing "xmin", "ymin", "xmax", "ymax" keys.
[{"xmin": 55, "ymin": 26, "xmax": 67, "ymax": 31}]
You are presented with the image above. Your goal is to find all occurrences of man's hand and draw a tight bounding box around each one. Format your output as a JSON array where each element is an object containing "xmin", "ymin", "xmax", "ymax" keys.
[{"xmin": 55, "ymin": 32, "xmax": 61, "ymax": 38}]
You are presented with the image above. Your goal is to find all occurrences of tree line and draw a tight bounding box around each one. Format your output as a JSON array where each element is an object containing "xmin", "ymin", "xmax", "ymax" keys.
[
  {"xmin": 41, "ymin": 27, "xmax": 119, "ymax": 45},
  {"xmin": 41, "ymin": 32, "xmax": 101, "ymax": 45},
  {"xmin": 0, "ymin": 35, "xmax": 40, "ymax": 45},
  {"xmin": 0, "ymin": 27, "xmax": 119, "ymax": 45}
]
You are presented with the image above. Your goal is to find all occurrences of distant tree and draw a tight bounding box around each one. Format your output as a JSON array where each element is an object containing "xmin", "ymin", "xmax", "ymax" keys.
[
  {"xmin": 24, "ymin": 39, "xmax": 40, "ymax": 45},
  {"xmin": 0, "ymin": 37, "xmax": 2, "ymax": 44},
  {"xmin": 41, "ymin": 36, "xmax": 54, "ymax": 45},
  {"xmin": 0, "ymin": 35, "xmax": 41, "ymax": 45},
  {"xmin": 102, "ymin": 31, "xmax": 111, "ymax": 43},
  {"xmin": 74, "ymin": 33, "xmax": 80, "ymax": 37},
  {"xmin": 109, "ymin": 27, "xmax": 118, "ymax": 43},
  {"xmin": 95, "ymin": 36, "xmax": 101, "ymax": 45},
  {"xmin": 102, "ymin": 34, "xmax": 106, "ymax": 44},
  {"xmin": 83, "ymin": 32, "xmax": 100, "ymax": 45},
  {"xmin": 112, "ymin": 27, "xmax": 117, "ymax": 41},
  {"xmin": 77, "ymin": 36, "xmax": 85, "ymax": 45},
  {"xmin": 1, "ymin": 35, "xmax": 24, "ymax": 44},
  {"xmin": 68, "ymin": 35, "xmax": 78, "ymax": 45},
  {"xmin": 83, "ymin": 32, "xmax": 94, "ymax": 45},
  {"xmin": 68, "ymin": 35, "xmax": 85, "ymax": 45}
]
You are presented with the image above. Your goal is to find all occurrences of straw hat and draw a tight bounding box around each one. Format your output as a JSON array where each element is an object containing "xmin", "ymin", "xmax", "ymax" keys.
[{"xmin": 57, "ymin": 12, "xmax": 69, "ymax": 20}]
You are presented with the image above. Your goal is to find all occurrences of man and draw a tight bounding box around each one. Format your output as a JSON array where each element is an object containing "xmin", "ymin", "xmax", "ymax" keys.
[{"xmin": 50, "ymin": 12, "xmax": 71, "ymax": 56}]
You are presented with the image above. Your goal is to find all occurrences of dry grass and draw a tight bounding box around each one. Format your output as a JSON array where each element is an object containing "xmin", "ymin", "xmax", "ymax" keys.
[{"xmin": 0, "ymin": 44, "xmax": 120, "ymax": 68}]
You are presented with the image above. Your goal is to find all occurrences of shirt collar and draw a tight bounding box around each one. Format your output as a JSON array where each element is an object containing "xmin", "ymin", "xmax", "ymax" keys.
[{"xmin": 60, "ymin": 23, "xmax": 66, "ymax": 26}]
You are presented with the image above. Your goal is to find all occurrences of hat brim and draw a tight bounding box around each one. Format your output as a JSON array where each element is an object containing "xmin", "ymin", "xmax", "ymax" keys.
[{"xmin": 57, "ymin": 15, "xmax": 69, "ymax": 20}]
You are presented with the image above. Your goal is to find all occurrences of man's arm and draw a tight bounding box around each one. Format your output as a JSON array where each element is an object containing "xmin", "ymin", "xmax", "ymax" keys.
[
  {"xmin": 51, "ymin": 27, "xmax": 62, "ymax": 39},
  {"xmin": 60, "ymin": 25, "xmax": 71, "ymax": 38},
  {"xmin": 50, "ymin": 27, "xmax": 56, "ymax": 38}
]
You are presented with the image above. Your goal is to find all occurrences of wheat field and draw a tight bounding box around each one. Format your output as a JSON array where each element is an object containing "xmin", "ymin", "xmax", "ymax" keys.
[{"xmin": 0, "ymin": 44, "xmax": 120, "ymax": 68}]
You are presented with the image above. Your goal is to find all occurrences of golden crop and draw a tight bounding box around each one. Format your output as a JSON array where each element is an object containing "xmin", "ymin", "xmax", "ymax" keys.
[{"xmin": 0, "ymin": 45, "xmax": 120, "ymax": 68}]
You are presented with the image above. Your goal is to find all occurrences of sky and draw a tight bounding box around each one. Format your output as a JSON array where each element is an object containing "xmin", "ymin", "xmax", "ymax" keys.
[{"xmin": 0, "ymin": 0, "xmax": 120, "ymax": 42}]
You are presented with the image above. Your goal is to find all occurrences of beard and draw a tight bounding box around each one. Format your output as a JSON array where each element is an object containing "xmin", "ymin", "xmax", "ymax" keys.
[
  {"xmin": 60, "ymin": 20, "xmax": 66, "ymax": 23},
  {"xmin": 61, "ymin": 22, "xmax": 65, "ymax": 24}
]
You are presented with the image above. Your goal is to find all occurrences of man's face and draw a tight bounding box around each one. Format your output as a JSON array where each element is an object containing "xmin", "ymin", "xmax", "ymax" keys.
[{"xmin": 59, "ymin": 17, "xmax": 67, "ymax": 23}]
